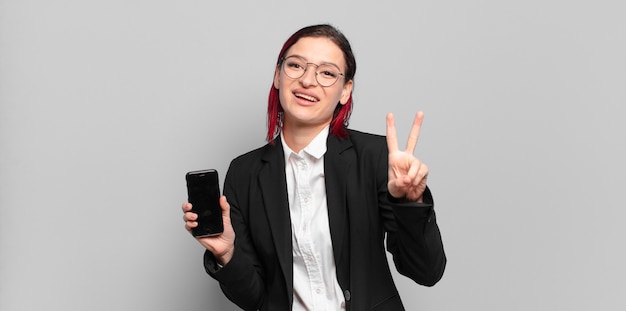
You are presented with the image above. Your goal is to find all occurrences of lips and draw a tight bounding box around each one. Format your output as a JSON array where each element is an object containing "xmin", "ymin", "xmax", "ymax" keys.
[{"xmin": 294, "ymin": 92, "xmax": 319, "ymax": 103}]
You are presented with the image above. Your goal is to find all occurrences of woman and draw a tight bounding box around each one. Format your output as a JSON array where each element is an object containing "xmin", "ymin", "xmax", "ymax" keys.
[{"xmin": 182, "ymin": 24, "xmax": 446, "ymax": 311}]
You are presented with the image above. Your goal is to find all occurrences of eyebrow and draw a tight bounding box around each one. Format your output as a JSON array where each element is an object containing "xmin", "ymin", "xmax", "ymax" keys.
[{"xmin": 285, "ymin": 54, "xmax": 342, "ymax": 70}]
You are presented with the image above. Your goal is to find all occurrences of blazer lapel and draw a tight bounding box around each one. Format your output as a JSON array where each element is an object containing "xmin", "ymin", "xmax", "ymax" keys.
[
  {"xmin": 325, "ymin": 135, "xmax": 354, "ymax": 277},
  {"xmin": 258, "ymin": 138, "xmax": 294, "ymax": 300}
]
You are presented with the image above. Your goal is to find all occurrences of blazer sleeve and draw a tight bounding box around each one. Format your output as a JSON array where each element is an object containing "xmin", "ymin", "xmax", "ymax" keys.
[
  {"xmin": 202, "ymin": 166, "xmax": 267, "ymax": 311},
  {"xmin": 377, "ymin": 152, "xmax": 447, "ymax": 286}
]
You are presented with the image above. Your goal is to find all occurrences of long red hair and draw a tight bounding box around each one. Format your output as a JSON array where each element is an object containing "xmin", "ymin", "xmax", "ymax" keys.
[{"xmin": 266, "ymin": 24, "xmax": 357, "ymax": 142}]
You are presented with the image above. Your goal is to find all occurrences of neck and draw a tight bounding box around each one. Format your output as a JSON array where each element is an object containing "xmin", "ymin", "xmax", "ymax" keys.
[{"xmin": 282, "ymin": 122, "xmax": 329, "ymax": 153}]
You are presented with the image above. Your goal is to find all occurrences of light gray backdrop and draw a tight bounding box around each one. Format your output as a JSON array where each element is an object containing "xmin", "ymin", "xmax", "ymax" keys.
[{"xmin": 1, "ymin": 1, "xmax": 625, "ymax": 310}]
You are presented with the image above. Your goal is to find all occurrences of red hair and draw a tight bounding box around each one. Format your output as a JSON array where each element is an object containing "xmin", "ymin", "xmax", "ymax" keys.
[{"xmin": 266, "ymin": 25, "xmax": 356, "ymax": 142}]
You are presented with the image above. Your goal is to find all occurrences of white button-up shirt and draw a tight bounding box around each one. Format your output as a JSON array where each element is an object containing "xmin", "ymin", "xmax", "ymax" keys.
[{"xmin": 281, "ymin": 126, "xmax": 346, "ymax": 311}]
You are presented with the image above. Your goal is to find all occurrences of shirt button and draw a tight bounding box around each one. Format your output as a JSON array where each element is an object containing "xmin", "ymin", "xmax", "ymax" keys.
[
  {"xmin": 316, "ymin": 288, "xmax": 321, "ymax": 294},
  {"xmin": 344, "ymin": 290, "xmax": 351, "ymax": 301}
]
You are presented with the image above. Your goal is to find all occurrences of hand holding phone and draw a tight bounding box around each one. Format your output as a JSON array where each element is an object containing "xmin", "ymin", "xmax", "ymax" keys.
[
  {"xmin": 182, "ymin": 196, "xmax": 235, "ymax": 265},
  {"xmin": 185, "ymin": 169, "xmax": 224, "ymax": 237}
]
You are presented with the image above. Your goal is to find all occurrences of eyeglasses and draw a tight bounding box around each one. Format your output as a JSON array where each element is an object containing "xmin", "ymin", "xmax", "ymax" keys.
[{"xmin": 280, "ymin": 55, "xmax": 345, "ymax": 87}]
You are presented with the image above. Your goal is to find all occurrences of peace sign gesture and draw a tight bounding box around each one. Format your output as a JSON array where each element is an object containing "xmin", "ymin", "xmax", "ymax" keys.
[{"xmin": 386, "ymin": 111, "xmax": 429, "ymax": 202}]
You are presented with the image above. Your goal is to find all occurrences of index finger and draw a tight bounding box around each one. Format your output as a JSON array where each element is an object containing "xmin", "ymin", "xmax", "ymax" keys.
[
  {"xmin": 405, "ymin": 111, "xmax": 424, "ymax": 154},
  {"xmin": 386, "ymin": 112, "xmax": 399, "ymax": 152}
]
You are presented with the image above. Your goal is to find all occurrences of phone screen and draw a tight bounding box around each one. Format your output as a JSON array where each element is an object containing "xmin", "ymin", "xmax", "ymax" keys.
[{"xmin": 186, "ymin": 169, "xmax": 224, "ymax": 237}]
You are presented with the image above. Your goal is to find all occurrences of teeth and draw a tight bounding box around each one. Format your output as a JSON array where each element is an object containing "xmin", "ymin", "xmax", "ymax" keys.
[{"xmin": 295, "ymin": 93, "xmax": 318, "ymax": 102}]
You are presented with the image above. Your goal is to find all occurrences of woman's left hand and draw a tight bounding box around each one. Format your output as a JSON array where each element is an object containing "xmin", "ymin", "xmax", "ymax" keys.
[{"xmin": 386, "ymin": 111, "xmax": 429, "ymax": 202}]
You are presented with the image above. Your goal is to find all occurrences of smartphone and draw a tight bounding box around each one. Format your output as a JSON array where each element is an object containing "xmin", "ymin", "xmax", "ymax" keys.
[{"xmin": 185, "ymin": 169, "xmax": 224, "ymax": 237}]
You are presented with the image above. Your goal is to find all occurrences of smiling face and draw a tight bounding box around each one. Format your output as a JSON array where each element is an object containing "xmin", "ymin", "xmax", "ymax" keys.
[{"xmin": 273, "ymin": 36, "xmax": 353, "ymax": 134}]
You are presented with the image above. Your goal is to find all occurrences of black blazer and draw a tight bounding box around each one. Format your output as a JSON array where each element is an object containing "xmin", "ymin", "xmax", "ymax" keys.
[{"xmin": 204, "ymin": 129, "xmax": 446, "ymax": 310}]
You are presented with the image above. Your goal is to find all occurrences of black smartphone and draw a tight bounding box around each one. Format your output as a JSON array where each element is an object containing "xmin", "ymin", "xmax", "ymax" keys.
[{"xmin": 185, "ymin": 169, "xmax": 224, "ymax": 237}]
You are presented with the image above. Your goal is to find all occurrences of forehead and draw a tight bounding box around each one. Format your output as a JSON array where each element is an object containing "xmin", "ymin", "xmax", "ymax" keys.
[{"xmin": 285, "ymin": 37, "xmax": 345, "ymax": 68}]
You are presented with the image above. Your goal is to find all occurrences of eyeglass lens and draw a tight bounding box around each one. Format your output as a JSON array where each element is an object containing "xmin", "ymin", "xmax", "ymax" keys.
[{"xmin": 282, "ymin": 56, "xmax": 342, "ymax": 86}]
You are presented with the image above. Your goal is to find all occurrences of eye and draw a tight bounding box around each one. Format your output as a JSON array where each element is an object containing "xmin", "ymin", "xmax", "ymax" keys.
[
  {"xmin": 319, "ymin": 69, "xmax": 338, "ymax": 78},
  {"xmin": 286, "ymin": 60, "xmax": 304, "ymax": 70}
]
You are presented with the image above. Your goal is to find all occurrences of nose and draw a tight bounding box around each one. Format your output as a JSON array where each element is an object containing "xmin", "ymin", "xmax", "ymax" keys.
[{"xmin": 299, "ymin": 63, "xmax": 318, "ymax": 87}]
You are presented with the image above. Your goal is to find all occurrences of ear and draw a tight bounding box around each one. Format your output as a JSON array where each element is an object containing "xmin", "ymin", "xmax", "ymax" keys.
[
  {"xmin": 339, "ymin": 79, "xmax": 354, "ymax": 105},
  {"xmin": 273, "ymin": 65, "xmax": 281, "ymax": 89}
]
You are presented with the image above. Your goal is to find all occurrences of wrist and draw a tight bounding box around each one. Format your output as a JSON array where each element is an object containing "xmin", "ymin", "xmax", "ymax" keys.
[
  {"xmin": 216, "ymin": 248, "xmax": 234, "ymax": 266},
  {"xmin": 387, "ymin": 191, "xmax": 424, "ymax": 204}
]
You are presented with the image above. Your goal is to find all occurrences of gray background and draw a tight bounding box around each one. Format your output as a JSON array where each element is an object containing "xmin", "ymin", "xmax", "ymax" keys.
[{"xmin": 1, "ymin": 1, "xmax": 625, "ymax": 310}]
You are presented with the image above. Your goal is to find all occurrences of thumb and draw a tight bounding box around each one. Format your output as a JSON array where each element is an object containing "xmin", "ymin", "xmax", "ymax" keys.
[{"xmin": 220, "ymin": 196, "xmax": 230, "ymax": 217}]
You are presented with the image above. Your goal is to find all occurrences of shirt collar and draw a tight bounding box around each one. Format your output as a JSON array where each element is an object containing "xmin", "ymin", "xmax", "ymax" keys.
[{"xmin": 281, "ymin": 125, "xmax": 329, "ymax": 161}]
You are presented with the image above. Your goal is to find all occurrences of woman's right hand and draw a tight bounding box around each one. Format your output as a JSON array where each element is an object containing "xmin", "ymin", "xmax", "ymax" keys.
[{"xmin": 182, "ymin": 196, "xmax": 235, "ymax": 266}]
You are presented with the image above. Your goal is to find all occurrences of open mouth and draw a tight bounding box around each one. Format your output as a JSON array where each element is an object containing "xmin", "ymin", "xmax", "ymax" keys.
[{"xmin": 295, "ymin": 92, "xmax": 319, "ymax": 103}]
